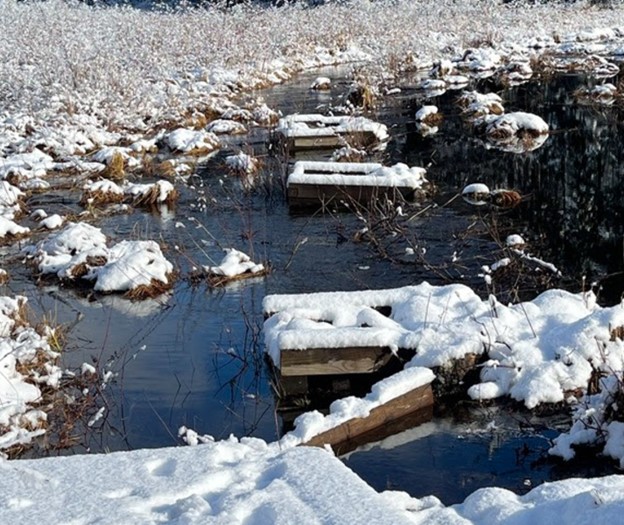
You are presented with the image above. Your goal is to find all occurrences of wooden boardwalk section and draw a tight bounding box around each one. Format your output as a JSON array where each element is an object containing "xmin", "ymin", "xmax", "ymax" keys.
[
  {"xmin": 275, "ymin": 114, "xmax": 388, "ymax": 154},
  {"xmin": 286, "ymin": 160, "xmax": 425, "ymax": 208}
]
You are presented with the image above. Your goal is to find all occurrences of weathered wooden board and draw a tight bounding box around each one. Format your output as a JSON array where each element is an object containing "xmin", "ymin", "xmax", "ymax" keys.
[
  {"xmin": 302, "ymin": 382, "xmax": 434, "ymax": 455},
  {"xmin": 280, "ymin": 346, "xmax": 396, "ymax": 377},
  {"xmin": 278, "ymin": 131, "xmax": 381, "ymax": 153},
  {"xmin": 288, "ymin": 183, "xmax": 414, "ymax": 208},
  {"xmin": 291, "ymin": 136, "xmax": 343, "ymax": 150}
]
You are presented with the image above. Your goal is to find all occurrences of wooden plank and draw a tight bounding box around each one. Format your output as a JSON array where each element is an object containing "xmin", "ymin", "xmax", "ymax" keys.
[
  {"xmin": 288, "ymin": 183, "xmax": 414, "ymax": 207},
  {"xmin": 280, "ymin": 131, "xmax": 380, "ymax": 153},
  {"xmin": 302, "ymin": 383, "xmax": 434, "ymax": 455},
  {"xmin": 292, "ymin": 136, "xmax": 343, "ymax": 150},
  {"xmin": 280, "ymin": 346, "xmax": 395, "ymax": 376}
]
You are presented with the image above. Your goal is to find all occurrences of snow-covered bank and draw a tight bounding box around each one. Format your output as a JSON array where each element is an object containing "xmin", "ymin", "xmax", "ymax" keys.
[
  {"xmin": 0, "ymin": 437, "xmax": 419, "ymax": 525},
  {"xmin": 1, "ymin": 435, "xmax": 624, "ymax": 525}
]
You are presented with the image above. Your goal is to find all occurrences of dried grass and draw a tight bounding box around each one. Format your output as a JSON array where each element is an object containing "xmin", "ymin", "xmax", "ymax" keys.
[
  {"xmin": 124, "ymin": 273, "xmax": 175, "ymax": 300},
  {"xmin": 184, "ymin": 111, "xmax": 208, "ymax": 130},
  {"xmin": 153, "ymin": 160, "xmax": 177, "ymax": 178},
  {"xmin": 101, "ymin": 151, "xmax": 126, "ymax": 181},
  {"xmin": 331, "ymin": 147, "xmax": 368, "ymax": 163},
  {"xmin": 6, "ymin": 361, "xmax": 103, "ymax": 458},
  {"xmin": 490, "ymin": 189, "xmax": 522, "ymax": 208},
  {"xmin": 131, "ymin": 185, "xmax": 179, "ymax": 208},
  {"xmin": 0, "ymin": 230, "xmax": 30, "ymax": 247},
  {"xmin": 611, "ymin": 326, "xmax": 624, "ymax": 341},
  {"xmin": 68, "ymin": 255, "xmax": 108, "ymax": 279},
  {"xmin": 420, "ymin": 112, "xmax": 444, "ymax": 127},
  {"xmin": 206, "ymin": 266, "xmax": 269, "ymax": 287},
  {"xmin": 80, "ymin": 188, "xmax": 125, "ymax": 207}
]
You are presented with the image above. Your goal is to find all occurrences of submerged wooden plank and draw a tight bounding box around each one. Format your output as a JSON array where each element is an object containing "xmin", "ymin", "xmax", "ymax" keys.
[
  {"xmin": 303, "ymin": 383, "xmax": 434, "ymax": 455},
  {"xmin": 280, "ymin": 346, "xmax": 394, "ymax": 376}
]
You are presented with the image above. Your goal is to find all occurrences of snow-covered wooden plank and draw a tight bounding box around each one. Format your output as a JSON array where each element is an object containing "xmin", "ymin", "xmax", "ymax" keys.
[
  {"xmin": 275, "ymin": 114, "xmax": 389, "ymax": 153},
  {"xmin": 286, "ymin": 160, "xmax": 427, "ymax": 207},
  {"xmin": 302, "ymin": 382, "xmax": 434, "ymax": 455}
]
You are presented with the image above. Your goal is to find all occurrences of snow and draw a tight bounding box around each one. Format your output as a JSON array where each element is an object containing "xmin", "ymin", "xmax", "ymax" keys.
[
  {"xmin": 486, "ymin": 112, "xmax": 549, "ymax": 137},
  {"xmin": 462, "ymin": 183, "xmax": 490, "ymax": 205},
  {"xmin": 288, "ymin": 161, "xmax": 427, "ymax": 189},
  {"xmin": 165, "ymin": 128, "xmax": 220, "ymax": 153},
  {"xmin": 225, "ymin": 152, "xmax": 259, "ymax": 174},
  {"xmin": 39, "ymin": 214, "xmax": 63, "ymax": 230},
  {"xmin": 506, "ymin": 234, "xmax": 525, "ymax": 247},
  {"xmin": 0, "ymin": 439, "xmax": 425, "ymax": 525},
  {"xmin": 415, "ymin": 105, "xmax": 439, "ymax": 121},
  {"xmin": 277, "ymin": 114, "xmax": 389, "ymax": 143},
  {"xmin": 92, "ymin": 146, "xmax": 138, "ymax": 168},
  {"xmin": 124, "ymin": 180, "xmax": 177, "ymax": 204},
  {"xmin": 0, "ymin": 150, "xmax": 54, "ymax": 181},
  {"xmin": 0, "ymin": 427, "xmax": 624, "ymax": 524},
  {"xmin": 93, "ymin": 240, "xmax": 174, "ymax": 293},
  {"xmin": 0, "ymin": 216, "xmax": 29, "ymax": 239},
  {"xmin": 0, "ymin": 296, "xmax": 59, "ymax": 450},
  {"xmin": 206, "ymin": 119, "xmax": 247, "ymax": 135},
  {"xmin": 205, "ymin": 248, "xmax": 264, "ymax": 278},
  {"xmin": 311, "ymin": 76, "xmax": 331, "ymax": 90},
  {"xmin": 84, "ymin": 178, "xmax": 124, "ymax": 197}
]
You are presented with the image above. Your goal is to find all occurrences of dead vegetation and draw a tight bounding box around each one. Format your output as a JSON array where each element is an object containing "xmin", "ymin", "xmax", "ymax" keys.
[
  {"xmin": 123, "ymin": 274, "xmax": 175, "ymax": 300},
  {"xmin": 0, "ymin": 304, "xmax": 105, "ymax": 459},
  {"xmin": 0, "ymin": 229, "xmax": 30, "ymax": 246},
  {"xmin": 68, "ymin": 255, "xmax": 108, "ymax": 279},
  {"xmin": 204, "ymin": 266, "xmax": 270, "ymax": 287},
  {"xmin": 490, "ymin": 189, "xmax": 523, "ymax": 209},
  {"xmin": 131, "ymin": 184, "xmax": 179, "ymax": 208},
  {"xmin": 79, "ymin": 187, "xmax": 124, "ymax": 207},
  {"xmin": 101, "ymin": 151, "xmax": 126, "ymax": 181}
]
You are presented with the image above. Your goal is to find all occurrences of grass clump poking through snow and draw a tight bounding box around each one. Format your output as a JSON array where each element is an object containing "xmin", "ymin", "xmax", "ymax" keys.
[
  {"xmin": 80, "ymin": 179, "xmax": 179, "ymax": 210},
  {"xmin": 80, "ymin": 179, "xmax": 125, "ymax": 207},
  {"xmin": 202, "ymin": 248, "xmax": 268, "ymax": 287},
  {"xmin": 125, "ymin": 180, "xmax": 179, "ymax": 208},
  {"xmin": 23, "ymin": 222, "xmax": 175, "ymax": 299}
]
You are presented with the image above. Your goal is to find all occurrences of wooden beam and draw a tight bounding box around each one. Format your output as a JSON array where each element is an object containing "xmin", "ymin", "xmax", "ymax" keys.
[
  {"xmin": 287, "ymin": 183, "xmax": 414, "ymax": 207},
  {"xmin": 302, "ymin": 382, "xmax": 434, "ymax": 456},
  {"xmin": 280, "ymin": 346, "xmax": 396, "ymax": 377},
  {"xmin": 292, "ymin": 136, "xmax": 343, "ymax": 150}
]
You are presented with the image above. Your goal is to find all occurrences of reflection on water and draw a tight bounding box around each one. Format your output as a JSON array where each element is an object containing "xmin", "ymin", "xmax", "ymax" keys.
[
  {"xmin": 387, "ymin": 72, "xmax": 624, "ymax": 302},
  {"xmin": 14, "ymin": 66, "xmax": 624, "ymax": 502}
]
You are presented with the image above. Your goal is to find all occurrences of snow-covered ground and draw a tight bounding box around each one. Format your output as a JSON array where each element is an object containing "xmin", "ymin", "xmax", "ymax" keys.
[
  {"xmin": 3, "ymin": 0, "xmax": 624, "ymax": 522},
  {"xmin": 1, "ymin": 433, "xmax": 624, "ymax": 525}
]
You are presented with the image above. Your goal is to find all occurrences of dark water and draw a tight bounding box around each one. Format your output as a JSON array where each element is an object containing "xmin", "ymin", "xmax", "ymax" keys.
[{"xmin": 11, "ymin": 65, "xmax": 624, "ymax": 504}]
